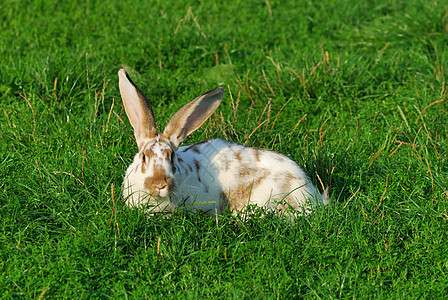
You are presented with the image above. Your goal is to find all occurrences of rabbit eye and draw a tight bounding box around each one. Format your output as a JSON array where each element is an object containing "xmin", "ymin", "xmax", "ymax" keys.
[{"xmin": 142, "ymin": 153, "xmax": 146, "ymax": 163}]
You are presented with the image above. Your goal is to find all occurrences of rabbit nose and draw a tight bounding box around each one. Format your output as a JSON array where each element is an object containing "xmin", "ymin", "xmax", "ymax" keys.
[{"xmin": 156, "ymin": 184, "xmax": 167, "ymax": 190}]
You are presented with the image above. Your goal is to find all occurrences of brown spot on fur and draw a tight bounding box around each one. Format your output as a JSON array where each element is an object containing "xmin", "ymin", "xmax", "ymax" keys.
[
  {"xmin": 239, "ymin": 167, "xmax": 249, "ymax": 177},
  {"xmin": 227, "ymin": 183, "xmax": 253, "ymax": 212},
  {"xmin": 193, "ymin": 160, "xmax": 202, "ymax": 182},
  {"xmin": 182, "ymin": 139, "xmax": 211, "ymax": 152},
  {"xmin": 253, "ymin": 149, "xmax": 261, "ymax": 161},
  {"xmin": 219, "ymin": 192, "xmax": 229, "ymax": 212},
  {"xmin": 193, "ymin": 139, "xmax": 212, "ymax": 146},
  {"xmin": 254, "ymin": 169, "xmax": 269, "ymax": 186},
  {"xmin": 160, "ymin": 148, "xmax": 172, "ymax": 157},
  {"xmin": 249, "ymin": 146, "xmax": 289, "ymax": 161},
  {"xmin": 182, "ymin": 144, "xmax": 194, "ymax": 152},
  {"xmin": 229, "ymin": 169, "xmax": 270, "ymax": 213},
  {"xmin": 238, "ymin": 166, "xmax": 261, "ymax": 178},
  {"xmin": 223, "ymin": 159, "xmax": 230, "ymax": 171},
  {"xmin": 193, "ymin": 160, "xmax": 200, "ymax": 171},
  {"xmin": 140, "ymin": 147, "xmax": 157, "ymax": 173},
  {"xmin": 144, "ymin": 147, "xmax": 156, "ymax": 158},
  {"xmin": 277, "ymin": 155, "xmax": 287, "ymax": 162},
  {"xmin": 277, "ymin": 172, "xmax": 300, "ymax": 213},
  {"xmin": 191, "ymin": 145, "xmax": 201, "ymax": 153},
  {"xmin": 283, "ymin": 172, "xmax": 295, "ymax": 186},
  {"xmin": 235, "ymin": 150, "xmax": 242, "ymax": 162}
]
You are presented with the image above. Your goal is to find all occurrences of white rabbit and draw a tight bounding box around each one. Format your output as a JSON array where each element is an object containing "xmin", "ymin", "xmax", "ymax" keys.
[{"xmin": 118, "ymin": 69, "xmax": 328, "ymax": 216}]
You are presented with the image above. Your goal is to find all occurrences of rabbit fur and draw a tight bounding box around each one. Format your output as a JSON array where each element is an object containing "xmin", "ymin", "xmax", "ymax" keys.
[{"xmin": 118, "ymin": 69, "xmax": 328, "ymax": 216}]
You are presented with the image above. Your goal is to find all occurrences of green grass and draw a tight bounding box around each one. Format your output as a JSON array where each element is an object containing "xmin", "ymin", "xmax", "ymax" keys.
[{"xmin": 1, "ymin": 0, "xmax": 448, "ymax": 298}]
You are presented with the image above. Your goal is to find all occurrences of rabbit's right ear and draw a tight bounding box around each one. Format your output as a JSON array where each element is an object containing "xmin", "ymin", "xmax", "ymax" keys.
[
  {"xmin": 163, "ymin": 87, "xmax": 224, "ymax": 148},
  {"xmin": 118, "ymin": 69, "xmax": 157, "ymax": 149}
]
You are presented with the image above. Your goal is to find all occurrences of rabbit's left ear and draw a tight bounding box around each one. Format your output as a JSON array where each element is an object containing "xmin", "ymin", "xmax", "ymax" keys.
[{"xmin": 163, "ymin": 87, "xmax": 224, "ymax": 148}]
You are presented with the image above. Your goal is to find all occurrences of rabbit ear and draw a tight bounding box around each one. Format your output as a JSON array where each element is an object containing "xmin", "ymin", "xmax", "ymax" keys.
[
  {"xmin": 118, "ymin": 69, "xmax": 157, "ymax": 149},
  {"xmin": 163, "ymin": 87, "xmax": 224, "ymax": 148}
]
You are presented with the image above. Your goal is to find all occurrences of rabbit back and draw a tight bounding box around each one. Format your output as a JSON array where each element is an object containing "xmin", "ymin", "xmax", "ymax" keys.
[{"xmin": 172, "ymin": 139, "xmax": 326, "ymax": 215}]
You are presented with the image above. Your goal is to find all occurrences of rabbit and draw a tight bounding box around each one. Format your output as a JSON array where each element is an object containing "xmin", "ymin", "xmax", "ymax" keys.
[{"xmin": 118, "ymin": 68, "xmax": 328, "ymax": 217}]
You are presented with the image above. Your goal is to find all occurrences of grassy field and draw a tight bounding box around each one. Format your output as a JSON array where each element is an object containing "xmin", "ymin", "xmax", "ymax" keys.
[{"xmin": 1, "ymin": 0, "xmax": 448, "ymax": 298}]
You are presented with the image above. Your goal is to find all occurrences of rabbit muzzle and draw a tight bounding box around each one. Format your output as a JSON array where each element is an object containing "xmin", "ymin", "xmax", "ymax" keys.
[{"xmin": 144, "ymin": 175, "xmax": 174, "ymax": 197}]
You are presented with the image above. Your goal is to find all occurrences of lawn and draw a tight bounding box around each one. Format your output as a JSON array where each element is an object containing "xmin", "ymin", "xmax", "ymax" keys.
[{"xmin": 1, "ymin": 0, "xmax": 447, "ymax": 298}]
